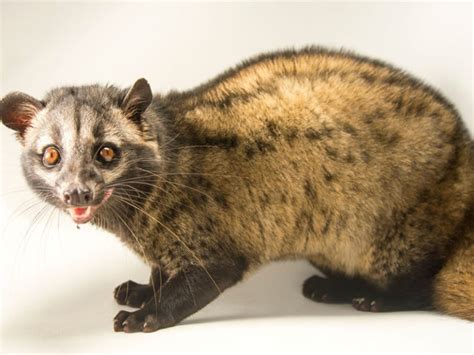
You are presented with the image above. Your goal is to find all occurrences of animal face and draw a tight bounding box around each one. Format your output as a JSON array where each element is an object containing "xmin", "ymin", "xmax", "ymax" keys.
[{"xmin": 1, "ymin": 79, "xmax": 161, "ymax": 224}]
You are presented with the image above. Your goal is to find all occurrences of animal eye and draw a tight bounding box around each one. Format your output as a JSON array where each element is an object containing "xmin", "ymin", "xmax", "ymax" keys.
[
  {"xmin": 98, "ymin": 146, "xmax": 116, "ymax": 163},
  {"xmin": 42, "ymin": 146, "xmax": 61, "ymax": 167}
]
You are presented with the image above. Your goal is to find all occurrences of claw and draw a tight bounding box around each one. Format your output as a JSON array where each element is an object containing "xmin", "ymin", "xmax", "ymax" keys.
[{"xmin": 113, "ymin": 309, "xmax": 161, "ymax": 333}]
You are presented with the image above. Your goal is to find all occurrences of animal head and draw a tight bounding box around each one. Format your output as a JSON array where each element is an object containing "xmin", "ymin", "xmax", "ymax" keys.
[{"xmin": 0, "ymin": 79, "xmax": 161, "ymax": 225}]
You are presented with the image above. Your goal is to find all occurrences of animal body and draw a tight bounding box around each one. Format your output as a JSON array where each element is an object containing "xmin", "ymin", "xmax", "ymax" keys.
[{"xmin": 1, "ymin": 47, "xmax": 473, "ymax": 332}]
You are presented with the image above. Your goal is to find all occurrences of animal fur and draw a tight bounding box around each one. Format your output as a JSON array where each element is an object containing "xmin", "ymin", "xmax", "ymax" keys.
[{"xmin": 1, "ymin": 47, "xmax": 473, "ymax": 332}]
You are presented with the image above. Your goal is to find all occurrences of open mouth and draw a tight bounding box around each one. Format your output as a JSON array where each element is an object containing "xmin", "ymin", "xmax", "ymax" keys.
[{"xmin": 68, "ymin": 188, "xmax": 113, "ymax": 224}]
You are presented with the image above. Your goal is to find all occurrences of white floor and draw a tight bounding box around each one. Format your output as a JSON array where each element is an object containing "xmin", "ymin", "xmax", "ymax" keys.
[{"xmin": 0, "ymin": 212, "xmax": 472, "ymax": 354}]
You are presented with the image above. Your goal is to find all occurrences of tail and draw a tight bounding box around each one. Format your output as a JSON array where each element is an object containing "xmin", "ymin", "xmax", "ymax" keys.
[{"xmin": 433, "ymin": 207, "xmax": 474, "ymax": 321}]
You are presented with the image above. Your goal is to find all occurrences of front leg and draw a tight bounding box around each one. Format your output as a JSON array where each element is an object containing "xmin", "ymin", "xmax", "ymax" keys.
[
  {"xmin": 114, "ymin": 268, "xmax": 168, "ymax": 308},
  {"xmin": 114, "ymin": 258, "xmax": 247, "ymax": 333}
]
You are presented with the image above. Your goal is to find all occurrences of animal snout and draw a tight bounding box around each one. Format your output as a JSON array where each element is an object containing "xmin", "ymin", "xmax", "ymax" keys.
[{"xmin": 63, "ymin": 187, "xmax": 94, "ymax": 206}]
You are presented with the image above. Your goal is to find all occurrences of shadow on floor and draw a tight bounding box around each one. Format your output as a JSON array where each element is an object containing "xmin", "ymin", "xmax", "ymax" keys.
[{"xmin": 1, "ymin": 260, "xmax": 364, "ymax": 342}]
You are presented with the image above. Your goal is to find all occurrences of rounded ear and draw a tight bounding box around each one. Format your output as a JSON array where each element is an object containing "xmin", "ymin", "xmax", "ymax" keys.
[
  {"xmin": 121, "ymin": 78, "xmax": 152, "ymax": 125},
  {"xmin": 0, "ymin": 92, "xmax": 44, "ymax": 138}
]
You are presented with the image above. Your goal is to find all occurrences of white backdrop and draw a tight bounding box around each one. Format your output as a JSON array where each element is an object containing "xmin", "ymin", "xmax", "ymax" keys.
[{"xmin": 1, "ymin": 1, "xmax": 473, "ymax": 353}]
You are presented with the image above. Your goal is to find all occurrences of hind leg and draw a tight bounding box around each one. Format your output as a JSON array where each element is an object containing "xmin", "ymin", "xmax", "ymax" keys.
[
  {"xmin": 303, "ymin": 274, "xmax": 372, "ymax": 304},
  {"xmin": 303, "ymin": 265, "xmax": 378, "ymax": 307},
  {"xmin": 304, "ymin": 265, "xmax": 433, "ymax": 312},
  {"xmin": 350, "ymin": 284, "xmax": 433, "ymax": 313}
]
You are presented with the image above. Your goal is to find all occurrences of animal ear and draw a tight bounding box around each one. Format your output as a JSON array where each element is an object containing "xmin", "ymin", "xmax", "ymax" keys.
[
  {"xmin": 121, "ymin": 78, "xmax": 152, "ymax": 125},
  {"xmin": 0, "ymin": 92, "xmax": 44, "ymax": 138}
]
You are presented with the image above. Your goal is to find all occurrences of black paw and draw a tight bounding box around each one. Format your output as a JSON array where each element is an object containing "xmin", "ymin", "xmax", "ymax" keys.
[
  {"xmin": 114, "ymin": 280, "xmax": 153, "ymax": 308},
  {"xmin": 113, "ymin": 309, "xmax": 161, "ymax": 333},
  {"xmin": 351, "ymin": 297, "xmax": 383, "ymax": 312},
  {"xmin": 303, "ymin": 275, "xmax": 353, "ymax": 303}
]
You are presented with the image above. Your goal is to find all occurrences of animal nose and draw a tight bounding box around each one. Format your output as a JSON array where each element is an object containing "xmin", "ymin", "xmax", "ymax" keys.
[{"xmin": 63, "ymin": 188, "xmax": 93, "ymax": 206}]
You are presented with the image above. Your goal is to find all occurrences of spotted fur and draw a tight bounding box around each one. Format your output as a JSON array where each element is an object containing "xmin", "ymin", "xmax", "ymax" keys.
[{"xmin": 1, "ymin": 47, "xmax": 473, "ymax": 332}]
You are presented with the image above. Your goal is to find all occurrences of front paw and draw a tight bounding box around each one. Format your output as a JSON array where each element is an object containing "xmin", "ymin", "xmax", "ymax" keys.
[
  {"xmin": 113, "ymin": 309, "xmax": 161, "ymax": 333},
  {"xmin": 114, "ymin": 280, "xmax": 153, "ymax": 308}
]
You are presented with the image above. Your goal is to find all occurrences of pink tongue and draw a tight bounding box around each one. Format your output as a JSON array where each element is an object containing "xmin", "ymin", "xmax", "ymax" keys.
[{"xmin": 73, "ymin": 207, "xmax": 88, "ymax": 216}]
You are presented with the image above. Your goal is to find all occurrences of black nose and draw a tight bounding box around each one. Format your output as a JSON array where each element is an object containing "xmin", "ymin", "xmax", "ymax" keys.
[{"xmin": 63, "ymin": 188, "xmax": 93, "ymax": 206}]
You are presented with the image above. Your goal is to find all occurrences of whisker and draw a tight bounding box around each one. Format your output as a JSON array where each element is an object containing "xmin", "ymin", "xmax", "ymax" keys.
[
  {"xmin": 2, "ymin": 198, "xmax": 47, "ymax": 239},
  {"xmin": 112, "ymin": 195, "xmax": 221, "ymax": 294},
  {"xmin": 0, "ymin": 187, "xmax": 53, "ymax": 197},
  {"xmin": 159, "ymin": 131, "xmax": 181, "ymax": 151},
  {"xmin": 14, "ymin": 204, "xmax": 50, "ymax": 273},
  {"xmin": 183, "ymin": 269, "xmax": 197, "ymax": 307},
  {"xmin": 111, "ymin": 179, "xmax": 211, "ymax": 222},
  {"xmin": 107, "ymin": 203, "xmax": 161, "ymax": 312},
  {"xmin": 135, "ymin": 167, "xmax": 214, "ymax": 201},
  {"xmin": 112, "ymin": 189, "xmax": 199, "ymax": 228},
  {"xmin": 161, "ymin": 144, "xmax": 222, "ymax": 153},
  {"xmin": 39, "ymin": 205, "xmax": 57, "ymax": 263}
]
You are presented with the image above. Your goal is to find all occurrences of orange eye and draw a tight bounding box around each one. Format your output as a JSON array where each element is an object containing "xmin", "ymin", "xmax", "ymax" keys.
[
  {"xmin": 99, "ymin": 146, "xmax": 115, "ymax": 162},
  {"xmin": 43, "ymin": 146, "xmax": 60, "ymax": 167}
]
